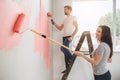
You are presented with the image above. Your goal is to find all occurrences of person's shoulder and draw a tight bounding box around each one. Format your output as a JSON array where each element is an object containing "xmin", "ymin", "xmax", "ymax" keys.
[
  {"xmin": 101, "ymin": 42, "xmax": 107, "ymax": 45},
  {"xmin": 99, "ymin": 42, "xmax": 105, "ymax": 46},
  {"xmin": 71, "ymin": 16, "xmax": 77, "ymax": 20},
  {"xmin": 100, "ymin": 42, "xmax": 109, "ymax": 48},
  {"xmin": 72, "ymin": 16, "xmax": 76, "ymax": 18},
  {"xmin": 98, "ymin": 42, "xmax": 105, "ymax": 48}
]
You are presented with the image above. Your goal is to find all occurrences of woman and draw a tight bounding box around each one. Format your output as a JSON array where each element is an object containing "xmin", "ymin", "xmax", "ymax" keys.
[{"xmin": 74, "ymin": 25, "xmax": 113, "ymax": 80}]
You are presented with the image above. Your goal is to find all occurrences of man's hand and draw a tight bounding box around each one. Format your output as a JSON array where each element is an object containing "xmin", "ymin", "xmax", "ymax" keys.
[
  {"xmin": 51, "ymin": 19, "xmax": 55, "ymax": 25},
  {"xmin": 68, "ymin": 36, "xmax": 73, "ymax": 41}
]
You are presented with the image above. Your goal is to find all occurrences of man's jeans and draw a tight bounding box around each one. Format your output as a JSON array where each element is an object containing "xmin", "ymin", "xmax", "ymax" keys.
[{"xmin": 61, "ymin": 36, "xmax": 73, "ymax": 69}]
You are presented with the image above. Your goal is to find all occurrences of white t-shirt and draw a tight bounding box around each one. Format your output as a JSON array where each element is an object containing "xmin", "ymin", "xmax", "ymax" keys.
[{"xmin": 62, "ymin": 16, "xmax": 77, "ymax": 37}]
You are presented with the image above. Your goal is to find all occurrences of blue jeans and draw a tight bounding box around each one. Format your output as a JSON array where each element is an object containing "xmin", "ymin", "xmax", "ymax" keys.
[
  {"xmin": 94, "ymin": 70, "xmax": 111, "ymax": 80},
  {"xmin": 61, "ymin": 36, "xmax": 73, "ymax": 69}
]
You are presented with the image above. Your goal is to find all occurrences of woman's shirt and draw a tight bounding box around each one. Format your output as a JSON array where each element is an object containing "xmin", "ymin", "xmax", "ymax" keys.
[{"xmin": 93, "ymin": 42, "xmax": 110, "ymax": 75}]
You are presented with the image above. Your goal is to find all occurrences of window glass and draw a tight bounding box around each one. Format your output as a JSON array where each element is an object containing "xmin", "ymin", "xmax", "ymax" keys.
[
  {"xmin": 72, "ymin": 0, "xmax": 114, "ymax": 50},
  {"xmin": 115, "ymin": 0, "xmax": 120, "ymax": 51}
]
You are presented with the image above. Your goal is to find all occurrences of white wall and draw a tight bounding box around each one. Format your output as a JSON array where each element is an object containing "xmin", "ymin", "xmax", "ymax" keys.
[
  {"xmin": 52, "ymin": 1, "xmax": 70, "ymax": 80},
  {"xmin": 0, "ymin": 0, "xmax": 53, "ymax": 80},
  {"xmin": 52, "ymin": 0, "xmax": 94, "ymax": 80}
]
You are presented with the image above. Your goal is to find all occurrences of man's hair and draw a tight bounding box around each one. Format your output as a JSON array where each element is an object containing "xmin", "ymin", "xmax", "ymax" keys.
[{"xmin": 64, "ymin": 5, "xmax": 72, "ymax": 12}]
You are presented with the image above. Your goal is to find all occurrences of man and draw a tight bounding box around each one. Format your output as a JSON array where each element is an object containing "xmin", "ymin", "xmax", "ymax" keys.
[{"xmin": 51, "ymin": 5, "xmax": 78, "ymax": 73}]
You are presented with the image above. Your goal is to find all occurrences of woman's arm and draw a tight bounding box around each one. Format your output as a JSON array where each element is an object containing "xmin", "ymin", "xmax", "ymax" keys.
[{"xmin": 74, "ymin": 51, "xmax": 102, "ymax": 65}]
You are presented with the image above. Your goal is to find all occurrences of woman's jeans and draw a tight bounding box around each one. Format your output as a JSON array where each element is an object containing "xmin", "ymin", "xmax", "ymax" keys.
[
  {"xmin": 61, "ymin": 36, "xmax": 73, "ymax": 69},
  {"xmin": 94, "ymin": 70, "xmax": 111, "ymax": 80}
]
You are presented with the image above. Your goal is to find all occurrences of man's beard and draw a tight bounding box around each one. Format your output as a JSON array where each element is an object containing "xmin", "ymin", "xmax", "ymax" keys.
[{"xmin": 64, "ymin": 12, "xmax": 68, "ymax": 15}]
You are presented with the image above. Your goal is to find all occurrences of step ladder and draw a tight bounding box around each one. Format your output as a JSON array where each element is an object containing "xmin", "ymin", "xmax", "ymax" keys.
[{"xmin": 61, "ymin": 31, "xmax": 94, "ymax": 80}]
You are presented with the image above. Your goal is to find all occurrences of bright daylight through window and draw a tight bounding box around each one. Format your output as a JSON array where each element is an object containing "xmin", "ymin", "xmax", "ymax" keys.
[{"xmin": 72, "ymin": 0, "xmax": 120, "ymax": 52}]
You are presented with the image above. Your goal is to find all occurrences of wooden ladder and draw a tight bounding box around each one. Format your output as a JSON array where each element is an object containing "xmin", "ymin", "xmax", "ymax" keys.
[{"xmin": 61, "ymin": 31, "xmax": 94, "ymax": 80}]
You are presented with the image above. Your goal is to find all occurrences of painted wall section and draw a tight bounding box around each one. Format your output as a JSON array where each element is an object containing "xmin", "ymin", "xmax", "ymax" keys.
[
  {"xmin": 0, "ymin": 0, "xmax": 21, "ymax": 51},
  {"xmin": 0, "ymin": 0, "xmax": 32, "ymax": 51},
  {"xmin": 34, "ymin": 0, "xmax": 51, "ymax": 69},
  {"xmin": 0, "ymin": 0, "xmax": 53, "ymax": 80}
]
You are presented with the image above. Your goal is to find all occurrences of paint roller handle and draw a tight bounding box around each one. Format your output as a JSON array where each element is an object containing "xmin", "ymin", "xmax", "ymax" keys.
[
  {"xmin": 47, "ymin": 12, "xmax": 55, "ymax": 24},
  {"xmin": 30, "ymin": 29, "xmax": 46, "ymax": 38},
  {"xmin": 30, "ymin": 29, "xmax": 92, "ymax": 56},
  {"xmin": 30, "ymin": 29, "xmax": 74, "ymax": 53},
  {"xmin": 51, "ymin": 19, "xmax": 55, "ymax": 25}
]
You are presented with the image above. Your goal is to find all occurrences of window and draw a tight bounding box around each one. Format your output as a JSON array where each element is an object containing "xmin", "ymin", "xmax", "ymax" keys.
[
  {"xmin": 115, "ymin": 0, "xmax": 120, "ymax": 51},
  {"xmin": 71, "ymin": 0, "xmax": 120, "ymax": 52}
]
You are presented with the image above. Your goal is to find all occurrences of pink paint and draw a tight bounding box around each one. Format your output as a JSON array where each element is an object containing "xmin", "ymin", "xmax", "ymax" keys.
[
  {"xmin": 14, "ymin": 0, "xmax": 33, "ymax": 31},
  {"xmin": 0, "ymin": 0, "xmax": 21, "ymax": 51},
  {"xmin": 0, "ymin": 0, "xmax": 32, "ymax": 51},
  {"xmin": 34, "ymin": 1, "xmax": 51, "ymax": 69}
]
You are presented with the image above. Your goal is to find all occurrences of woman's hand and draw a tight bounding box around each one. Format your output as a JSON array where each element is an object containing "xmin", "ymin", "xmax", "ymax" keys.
[
  {"xmin": 108, "ymin": 58, "xmax": 112, "ymax": 63},
  {"xmin": 74, "ymin": 51, "xmax": 83, "ymax": 57}
]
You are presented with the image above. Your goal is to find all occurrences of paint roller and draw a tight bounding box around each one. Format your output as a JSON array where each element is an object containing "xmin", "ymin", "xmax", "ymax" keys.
[
  {"xmin": 13, "ymin": 13, "xmax": 26, "ymax": 33},
  {"xmin": 47, "ymin": 12, "xmax": 52, "ymax": 17},
  {"xmin": 47, "ymin": 12, "xmax": 55, "ymax": 25},
  {"xmin": 13, "ymin": 12, "xmax": 74, "ymax": 52},
  {"xmin": 13, "ymin": 12, "xmax": 52, "ymax": 33},
  {"xmin": 13, "ymin": 13, "xmax": 91, "ymax": 55}
]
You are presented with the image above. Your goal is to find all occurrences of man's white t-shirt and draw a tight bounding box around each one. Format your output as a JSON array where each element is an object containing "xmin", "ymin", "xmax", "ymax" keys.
[{"xmin": 62, "ymin": 16, "xmax": 77, "ymax": 37}]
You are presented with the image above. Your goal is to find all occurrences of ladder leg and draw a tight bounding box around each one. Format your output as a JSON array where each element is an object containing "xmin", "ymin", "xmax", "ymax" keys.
[{"xmin": 61, "ymin": 31, "xmax": 94, "ymax": 80}]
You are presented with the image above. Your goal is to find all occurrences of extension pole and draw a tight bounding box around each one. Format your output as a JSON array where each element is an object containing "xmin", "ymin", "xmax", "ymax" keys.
[{"xmin": 30, "ymin": 29, "xmax": 74, "ymax": 52}]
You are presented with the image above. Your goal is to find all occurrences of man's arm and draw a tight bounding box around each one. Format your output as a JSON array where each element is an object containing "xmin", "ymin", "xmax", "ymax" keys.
[
  {"xmin": 51, "ymin": 19, "xmax": 64, "ymax": 31},
  {"xmin": 54, "ymin": 23, "xmax": 64, "ymax": 31},
  {"xmin": 68, "ymin": 17, "xmax": 78, "ymax": 40},
  {"xmin": 71, "ymin": 19, "xmax": 78, "ymax": 38}
]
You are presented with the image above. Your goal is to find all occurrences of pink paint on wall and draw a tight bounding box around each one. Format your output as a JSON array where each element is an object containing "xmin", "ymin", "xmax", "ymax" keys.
[
  {"xmin": 0, "ymin": 0, "xmax": 32, "ymax": 51},
  {"xmin": 0, "ymin": 0, "xmax": 21, "ymax": 51},
  {"xmin": 35, "ymin": 1, "xmax": 51, "ymax": 69},
  {"xmin": 14, "ymin": 0, "xmax": 33, "ymax": 31}
]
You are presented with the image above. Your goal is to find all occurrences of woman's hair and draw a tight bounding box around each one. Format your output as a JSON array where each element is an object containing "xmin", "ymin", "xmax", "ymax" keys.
[
  {"xmin": 64, "ymin": 5, "xmax": 72, "ymax": 12},
  {"xmin": 98, "ymin": 25, "xmax": 113, "ymax": 58}
]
